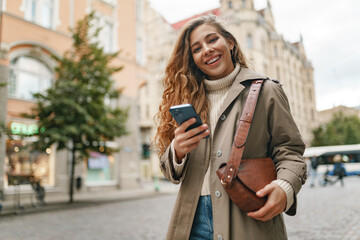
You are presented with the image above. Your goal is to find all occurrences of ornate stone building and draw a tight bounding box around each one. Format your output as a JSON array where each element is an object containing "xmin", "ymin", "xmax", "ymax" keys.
[{"xmin": 140, "ymin": 0, "xmax": 317, "ymax": 177}]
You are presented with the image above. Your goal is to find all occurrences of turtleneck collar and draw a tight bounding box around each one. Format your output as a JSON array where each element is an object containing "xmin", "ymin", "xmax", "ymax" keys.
[{"xmin": 203, "ymin": 63, "xmax": 241, "ymax": 92}]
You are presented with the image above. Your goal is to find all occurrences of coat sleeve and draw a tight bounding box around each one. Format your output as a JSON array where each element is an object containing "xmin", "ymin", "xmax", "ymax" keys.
[
  {"xmin": 159, "ymin": 144, "xmax": 191, "ymax": 184},
  {"xmin": 265, "ymin": 81, "xmax": 307, "ymax": 216}
]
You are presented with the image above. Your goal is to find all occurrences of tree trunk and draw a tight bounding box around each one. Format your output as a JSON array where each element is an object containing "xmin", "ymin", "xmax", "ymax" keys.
[{"xmin": 69, "ymin": 146, "xmax": 76, "ymax": 203}]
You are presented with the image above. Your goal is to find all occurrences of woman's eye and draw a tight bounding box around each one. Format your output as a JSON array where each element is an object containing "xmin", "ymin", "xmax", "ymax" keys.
[
  {"xmin": 193, "ymin": 47, "xmax": 201, "ymax": 53},
  {"xmin": 209, "ymin": 37, "xmax": 218, "ymax": 43}
]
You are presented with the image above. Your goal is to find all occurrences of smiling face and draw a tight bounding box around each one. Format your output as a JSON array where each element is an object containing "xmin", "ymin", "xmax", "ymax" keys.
[{"xmin": 190, "ymin": 24, "xmax": 235, "ymax": 80}]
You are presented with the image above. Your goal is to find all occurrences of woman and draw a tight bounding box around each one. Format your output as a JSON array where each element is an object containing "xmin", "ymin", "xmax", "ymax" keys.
[
  {"xmin": 154, "ymin": 15, "xmax": 307, "ymax": 240},
  {"xmin": 332, "ymin": 154, "xmax": 346, "ymax": 186}
]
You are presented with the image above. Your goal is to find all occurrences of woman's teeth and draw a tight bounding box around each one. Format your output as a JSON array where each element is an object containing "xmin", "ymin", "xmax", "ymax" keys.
[{"xmin": 207, "ymin": 56, "xmax": 220, "ymax": 64}]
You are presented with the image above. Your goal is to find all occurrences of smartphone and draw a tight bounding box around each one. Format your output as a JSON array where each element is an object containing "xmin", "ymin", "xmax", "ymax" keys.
[{"xmin": 169, "ymin": 104, "xmax": 209, "ymax": 138}]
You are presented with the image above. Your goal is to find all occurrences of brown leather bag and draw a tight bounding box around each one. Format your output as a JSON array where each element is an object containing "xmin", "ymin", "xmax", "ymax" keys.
[{"xmin": 216, "ymin": 79, "xmax": 276, "ymax": 212}]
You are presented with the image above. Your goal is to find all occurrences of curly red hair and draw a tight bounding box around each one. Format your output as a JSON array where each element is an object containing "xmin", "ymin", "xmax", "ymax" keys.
[{"xmin": 154, "ymin": 15, "xmax": 248, "ymax": 156}]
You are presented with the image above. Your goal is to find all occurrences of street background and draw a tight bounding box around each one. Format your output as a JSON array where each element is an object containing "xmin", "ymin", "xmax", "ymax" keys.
[
  {"xmin": 1, "ymin": 1, "xmax": 360, "ymax": 240},
  {"xmin": 0, "ymin": 176, "xmax": 359, "ymax": 240}
]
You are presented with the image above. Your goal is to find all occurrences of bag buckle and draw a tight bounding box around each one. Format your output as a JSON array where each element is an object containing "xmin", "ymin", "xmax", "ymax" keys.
[
  {"xmin": 220, "ymin": 178, "xmax": 226, "ymax": 186},
  {"xmin": 221, "ymin": 176, "xmax": 233, "ymax": 188}
]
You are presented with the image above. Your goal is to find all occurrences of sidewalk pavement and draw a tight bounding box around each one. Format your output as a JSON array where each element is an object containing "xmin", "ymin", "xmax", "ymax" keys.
[{"xmin": 0, "ymin": 180, "xmax": 179, "ymax": 217}]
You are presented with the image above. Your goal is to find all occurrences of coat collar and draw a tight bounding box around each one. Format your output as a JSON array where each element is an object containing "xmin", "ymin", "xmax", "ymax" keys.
[{"xmin": 218, "ymin": 68, "xmax": 268, "ymax": 117}]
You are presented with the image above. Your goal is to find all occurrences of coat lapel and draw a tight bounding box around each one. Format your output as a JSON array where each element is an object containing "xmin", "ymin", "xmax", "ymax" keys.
[{"xmin": 218, "ymin": 68, "xmax": 268, "ymax": 118}]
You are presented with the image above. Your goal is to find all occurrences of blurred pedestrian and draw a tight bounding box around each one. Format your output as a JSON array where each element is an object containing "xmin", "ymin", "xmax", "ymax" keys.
[
  {"xmin": 332, "ymin": 154, "xmax": 346, "ymax": 187},
  {"xmin": 154, "ymin": 15, "xmax": 307, "ymax": 240},
  {"xmin": 309, "ymin": 156, "xmax": 319, "ymax": 187}
]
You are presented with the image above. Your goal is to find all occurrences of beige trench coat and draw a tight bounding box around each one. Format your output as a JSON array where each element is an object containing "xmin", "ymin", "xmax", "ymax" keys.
[{"xmin": 160, "ymin": 68, "xmax": 307, "ymax": 240}]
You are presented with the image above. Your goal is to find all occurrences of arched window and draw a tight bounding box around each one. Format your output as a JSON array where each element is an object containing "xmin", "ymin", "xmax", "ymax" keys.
[{"xmin": 9, "ymin": 56, "xmax": 54, "ymax": 101}]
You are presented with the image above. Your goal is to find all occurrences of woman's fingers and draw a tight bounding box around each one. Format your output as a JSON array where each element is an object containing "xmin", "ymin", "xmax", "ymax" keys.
[
  {"xmin": 247, "ymin": 183, "xmax": 287, "ymax": 221},
  {"xmin": 173, "ymin": 118, "xmax": 209, "ymax": 159},
  {"xmin": 174, "ymin": 118, "xmax": 209, "ymax": 140},
  {"xmin": 176, "ymin": 118, "xmax": 197, "ymax": 133},
  {"xmin": 179, "ymin": 127, "xmax": 209, "ymax": 147}
]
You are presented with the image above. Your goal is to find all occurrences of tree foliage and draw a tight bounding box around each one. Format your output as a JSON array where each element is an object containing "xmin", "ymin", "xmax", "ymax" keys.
[
  {"xmin": 25, "ymin": 12, "xmax": 128, "ymax": 202},
  {"xmin": 311, "ymin": 112, "xmax": 360, "ymax": 146},
  {"xmin": 0, "ymin": 123, "xmax": 11, "ymax": 138}
]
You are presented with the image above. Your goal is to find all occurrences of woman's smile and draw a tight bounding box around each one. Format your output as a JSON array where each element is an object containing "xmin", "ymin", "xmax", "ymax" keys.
[{"xmin": 205, "ymin": 55, "xmax": 221, "ymax": 65}]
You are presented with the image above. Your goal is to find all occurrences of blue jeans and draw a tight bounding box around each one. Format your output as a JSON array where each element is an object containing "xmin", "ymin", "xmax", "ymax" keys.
[{"xmin": 189, "ymin": 196, "xmax": 214, "ymax": 240}]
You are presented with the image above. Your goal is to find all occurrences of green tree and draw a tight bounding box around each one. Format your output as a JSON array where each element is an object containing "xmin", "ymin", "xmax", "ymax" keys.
[
  {"xmin": 25, "ymin": 12, "xmax": 128, "ymax": 203},
  {"xmin": 311, "ymin": 112, "xmax": 360, "ymax": 146}
]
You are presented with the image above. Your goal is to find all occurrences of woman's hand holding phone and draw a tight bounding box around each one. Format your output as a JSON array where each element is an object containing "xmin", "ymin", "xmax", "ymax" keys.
[{"xmin": 173, "ymin": 118, "xmax": 210, "ymax": 162}]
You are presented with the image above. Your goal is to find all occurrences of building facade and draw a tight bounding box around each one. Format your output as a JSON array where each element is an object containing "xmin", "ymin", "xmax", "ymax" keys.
[
  {"xmin": 0, "ymin": 0, "xmax": 142, "ymax": 202},
  {"xmin": 316, "ymin": 105, "xmax": 360, "ymax": 126},
  {"xmin": 140, "ymin": 0, "xmax": 317, "ymax": 177}
]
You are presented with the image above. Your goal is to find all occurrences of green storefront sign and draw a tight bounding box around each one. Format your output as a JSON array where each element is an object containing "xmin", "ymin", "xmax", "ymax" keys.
[{"xmin": 10, "ymin": 122, "xmax": 39, "ymax": 135}]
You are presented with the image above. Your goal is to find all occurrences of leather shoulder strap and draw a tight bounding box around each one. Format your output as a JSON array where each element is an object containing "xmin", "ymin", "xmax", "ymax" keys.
[{"xmin": 221, "ymin": 79, "xmax": 264, "ymax": 187}]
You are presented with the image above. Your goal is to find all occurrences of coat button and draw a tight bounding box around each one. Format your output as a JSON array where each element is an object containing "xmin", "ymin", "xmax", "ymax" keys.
[
  {"xmin": 220, "ymin": 114, "xmax": 226, "ymax": 120},
  {"xmin": 217, "ymin": 150, "xmax": 222, "ymax": 157},
  {"xmin": 217, "ymin": 234, "xmax": 223, "ymax": 240},
  {"xmin": 215, "ymin": 190, "xmax": 221, "ymax": 198}
]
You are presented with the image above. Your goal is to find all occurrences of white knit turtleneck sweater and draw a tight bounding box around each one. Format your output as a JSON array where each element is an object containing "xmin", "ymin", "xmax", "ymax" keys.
[
  {"xmin": 204, "ymin": 64, "xmax": 241, "ymax": 138},
  {"xmin": 200, "ymin": 64, "xmax": 241, "ymax": 195}
]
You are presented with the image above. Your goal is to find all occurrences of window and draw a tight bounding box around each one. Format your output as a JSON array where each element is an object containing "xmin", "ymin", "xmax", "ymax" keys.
[
  {"xmin": 101, "ymin": 0, "xmax": 116, "ymax": 5},
  {"xmin": 41, "ymin": 0, "xmax": 54, "ymax": 28},
  {"xmin": 86, "ymin": 152, "xmax": 116, "ymax": 183},
  {"xmin": 5, "ymin": 137, "xmax": 54, "ymax": 187},
  {"xmin": 261, "ymin": 39, "xmax": 266, "ymax": 52},
  {"xmin": 142, "ymin": 144, "xmax": 150, "ymax": 159},
  {"xmin": 24, "ymin": 0, "xmax": 56, "ymax": 29},
  {"xmin": 101, "ymin": 21, "xmax": 113, "ymax": 53},
  {"xmin": 136, "ymin": 38, "xmax": 144, "ymax": 66},
  {"xmin": 274, "ymin": 46, "xmax": 278, "ymax": 58},
  {"xmin": 146, "ymin": 104, "xmax": 150, "ymax": 118},
  {"xmin": 229, "ymin": 0, "xmax": 233, "ymax": 9},
  {"xmin": 24, "ymin": 0, "xmax": 36, "ymax": 22},
  {"xmin": 246, "ymin": 34, "xmax": 253, "ymax": 49},
  {"xmin": 94, "ymin": 16, "xmax": 114, "ymax": 53},
  {"xmin": 136, "ymin": 0, "xmax": 142, "ymax": 21},
  {"xmin": 242, "ymin": 0, "xmax": 246, "ymax": 7},
  {"xmin": 276, "ymin": 66, "xmax": 280, "ymax": 79},
  {"xmin": 9, "ymin": 56, "xmax": 53, "ymax": 101},
  {"xmin": 311, "ymin": 109, "xmax": 315, "ymax": 121},
  {"xmin": 159, "ymin": 57, "xmax": 166, "ymax": 69}
]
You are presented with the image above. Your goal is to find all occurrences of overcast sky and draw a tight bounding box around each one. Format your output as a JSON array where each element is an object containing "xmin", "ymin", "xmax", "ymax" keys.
[{"xmin": 149, "ymin": 0, "xmax": 360, "ymax": 111}]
